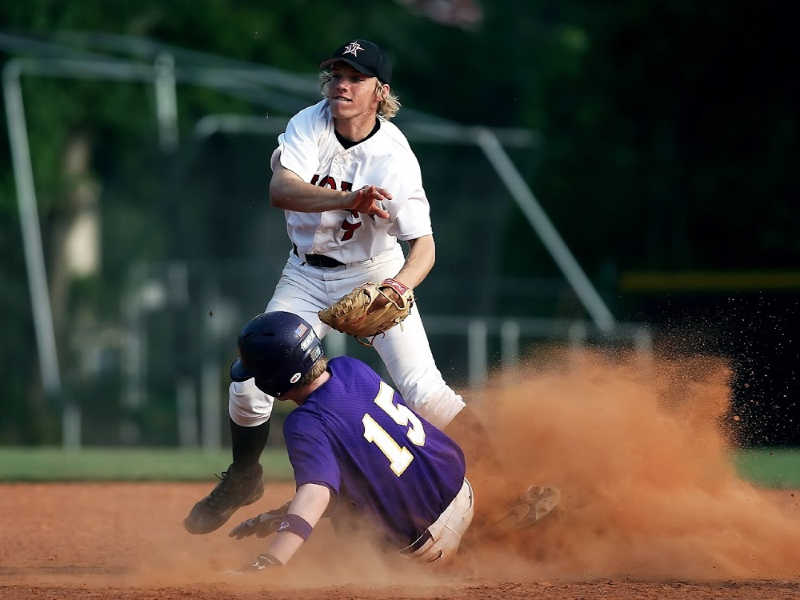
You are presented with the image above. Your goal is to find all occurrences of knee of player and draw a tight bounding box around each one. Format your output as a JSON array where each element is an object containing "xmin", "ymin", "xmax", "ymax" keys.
[
  {"xmin": 401, "ymin": 390, "xmax": 464, "ymax": 430},
  {"xmin": 398, "ymin": 375, "xmax": 461, "ymax": 409},
  {"xmin": 228, "ymin": 381, "xmax": 275, "ymax": 423}
]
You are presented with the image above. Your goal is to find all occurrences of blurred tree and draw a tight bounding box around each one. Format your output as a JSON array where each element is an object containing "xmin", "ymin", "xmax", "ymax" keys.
[{"xmin": 0, "ymin": 0, "xmax": 797, "ymax": 443}]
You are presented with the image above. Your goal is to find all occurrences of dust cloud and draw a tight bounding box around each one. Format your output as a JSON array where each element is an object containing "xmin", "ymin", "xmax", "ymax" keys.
[
  {"xmin": 126, "ymin": 348, "xmax": 800, "ymax": 589},
  {"xmin": 162, "ymin": 348, "xmax": 800, "ymax": 587},
  {"xmin": 459, "ymin": 348, "xmax": 800, "ymax": 581},
  {"xmin": 10, "ymin": 348, "xmax": 799, "ymax": 594}
]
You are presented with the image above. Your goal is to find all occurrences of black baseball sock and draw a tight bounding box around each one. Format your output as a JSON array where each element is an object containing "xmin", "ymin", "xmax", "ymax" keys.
[{"xmin": 230, "ymin": 418, "xmax": 270, "ymax": 469}]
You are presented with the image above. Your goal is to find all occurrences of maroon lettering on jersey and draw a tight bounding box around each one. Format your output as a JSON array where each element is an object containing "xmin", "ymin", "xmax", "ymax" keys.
[
  {"xmin": 307, "ymin": 176, "xmax": 361, "ymax": 240},
  {"xmin": 341, "ymin": 180, "xmax": 361, "ymax": 241},
  {"xmin": 341, "ymin": 219, "xmax": 361, "ymax": 241},
  {"xmin": 319, "ymin": 176, "xmax": 337, "ymax": 190},
  {"xmin": 310, "ymin": 175, "xmax": 353, "ymax": 193}
]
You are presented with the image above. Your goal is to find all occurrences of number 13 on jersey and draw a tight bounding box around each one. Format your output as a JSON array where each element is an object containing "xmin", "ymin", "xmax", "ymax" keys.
[{"xmin": 362, "ymin": 381, "xmax": 426, "ymax": 476}]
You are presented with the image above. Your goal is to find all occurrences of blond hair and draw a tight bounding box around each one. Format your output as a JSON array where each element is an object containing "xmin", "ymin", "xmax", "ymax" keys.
[
  {"xmin": 295, "ymin": 356, "xmax": 328, "ymax": 388},
  {"xmin": 319, "ymin": 71, "xmax": 401, "ymax": 120}
]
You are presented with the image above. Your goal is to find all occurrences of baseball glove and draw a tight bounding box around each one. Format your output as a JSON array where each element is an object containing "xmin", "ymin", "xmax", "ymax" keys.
[{"xmin": 319, "ymin": 278, "xmax": 414, "ymax": 346}]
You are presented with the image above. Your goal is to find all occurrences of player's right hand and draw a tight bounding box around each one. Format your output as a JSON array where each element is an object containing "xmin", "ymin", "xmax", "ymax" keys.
[
  {"xmin": 227, "ymin": 552, "xmax": 283, "ymax": 573},
  {"xmin": 349, "ymin": 185, "xmax": 391, "ymax": 219}
]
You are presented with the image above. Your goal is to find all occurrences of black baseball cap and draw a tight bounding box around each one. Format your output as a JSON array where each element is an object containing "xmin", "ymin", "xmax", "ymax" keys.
[{"xmin": 320, "ymin": 39, "xmax": 392, "ymax": 84}]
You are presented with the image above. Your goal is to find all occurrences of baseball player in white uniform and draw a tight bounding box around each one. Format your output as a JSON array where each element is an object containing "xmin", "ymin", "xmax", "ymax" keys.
[
  {"xmin": 184, "ymin": 38, "xmax": 465, "ymax": 535},
  {"xmin": 185, "ymin": 39, "xmax": 558, "ymax": 536}
]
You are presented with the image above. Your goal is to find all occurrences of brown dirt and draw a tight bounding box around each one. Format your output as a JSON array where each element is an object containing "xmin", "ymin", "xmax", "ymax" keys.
[{"xmin": 3, "ymin": 350, "xmax": 800, "ymax": 599}]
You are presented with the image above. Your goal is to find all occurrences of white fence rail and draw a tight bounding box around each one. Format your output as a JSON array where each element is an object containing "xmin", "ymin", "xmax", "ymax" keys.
[{"xmin": 326, "ymin": 315, "xmax": 651, "ymax": 389}]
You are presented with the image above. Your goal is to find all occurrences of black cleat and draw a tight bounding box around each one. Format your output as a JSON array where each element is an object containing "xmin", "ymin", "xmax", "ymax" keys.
[{"xmin": 184, "ymin": 463, "xmax": 264, "ymax": 534}]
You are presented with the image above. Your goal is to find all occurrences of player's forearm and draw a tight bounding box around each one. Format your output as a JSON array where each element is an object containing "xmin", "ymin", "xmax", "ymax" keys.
[
  {"xmin": 263, "ymin": 483, "xmax": 331, "ymax": 565},
  {"xmin": 264, "ymin": 530, "xmax": 305, "ymax": 564},
  {"xmin": 393, "ymin": 235, "xmax": 435, "ymax": 289},
  {"xmin": 270, "ymin": 175, "xmax": 351, "ymax": 213}
]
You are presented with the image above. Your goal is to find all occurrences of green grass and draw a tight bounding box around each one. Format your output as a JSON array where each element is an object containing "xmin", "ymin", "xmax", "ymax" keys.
[
  {"xmin": 0, "ymin": 447, "xmax": 798, "ymax": 486},
  {"xmin": 0, "ymin": 447, "xmax": 292, "ymax": 481},
  {"xmin": 733, "ymin": 448, "xmax": 800, "ymax": 488}
]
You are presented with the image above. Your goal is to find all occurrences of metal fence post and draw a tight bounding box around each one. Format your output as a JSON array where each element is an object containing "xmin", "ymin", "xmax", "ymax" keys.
[
  {"xmin": 201, "ymin": 360, "xmax": 221, "ymax": 450},
  {"xmin": 468, "ymin": 319, "xmax": 488, "ymax": 389},
  {"xmin": 3, "ymin": 62, "xmax": 71, "ymax": 444},
  {"xmin": 154, "ymin": 53, "xmax": 179, "ymax": 151},
  {"xmin": 500, "ymin": 320, "xmax": 520, "ymax": 383},
  {"xmin": 473, "ymin": 127, "xmax": 616, "ymax": 333},
  {"xmin": 500, "ymin": 320, "xmax": 520, "ymax": 368},
  {"xmin": 177, "ymin": 377, "xmax": 199, "ymax": 447}
]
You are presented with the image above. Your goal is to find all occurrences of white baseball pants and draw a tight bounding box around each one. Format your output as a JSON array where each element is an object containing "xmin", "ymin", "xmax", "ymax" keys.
[
  {"xmin": 404, "ymin": 478, "xmax": 474, "ymax": 564},
  {"xmin": 228, "ymin": 245, "xmax": 466, "ymax": 429}
]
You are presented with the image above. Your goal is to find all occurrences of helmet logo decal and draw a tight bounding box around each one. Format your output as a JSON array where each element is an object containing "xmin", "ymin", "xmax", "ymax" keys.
[
  {"xmin": 343, "ymin": 41, "xmax": 364, "ymax": 57},
  {"xmin": 300, "ymin": 333, "xmax": 315, "ymax": 351},
  {"xmin": 290, "ymin": 372, "xmax": 302, "ymax": 384}
]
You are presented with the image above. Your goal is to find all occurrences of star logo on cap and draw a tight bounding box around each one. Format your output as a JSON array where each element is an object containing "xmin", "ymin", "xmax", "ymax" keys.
[{"xmin": 343, "ymin": 41, "xmax": 364, "ymax": 57}]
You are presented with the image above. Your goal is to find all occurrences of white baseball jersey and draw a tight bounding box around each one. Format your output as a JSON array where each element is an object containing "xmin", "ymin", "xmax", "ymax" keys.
[
  {"xmin": 230, "ymin": 101, "xmax": 466, "ymax": 431},
  {"xmin": 275, "ymin": 100, "xmax": 433, "ymax": 264}
]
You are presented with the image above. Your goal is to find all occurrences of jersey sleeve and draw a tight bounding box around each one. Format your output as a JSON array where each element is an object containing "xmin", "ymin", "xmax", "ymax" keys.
[
  {"xmin": 284, "ymin": 410, "xmax": 341, "ymax": 493},
  {"xmin": 275, "ymin": 105, "xmax": 322, "ymax": 183},
  {"xmin": 388, "ymin": 155, "xmax": 433, "ymax": 241}
]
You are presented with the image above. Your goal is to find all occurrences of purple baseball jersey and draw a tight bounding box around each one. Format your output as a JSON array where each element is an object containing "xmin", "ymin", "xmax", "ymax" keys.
[{"xmin": 283, "ymin": 356, "xmax": 466, "ymax": 547}]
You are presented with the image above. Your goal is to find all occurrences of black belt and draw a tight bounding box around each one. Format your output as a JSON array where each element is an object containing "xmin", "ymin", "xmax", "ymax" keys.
[
  {"xmin": 306, "ymin": 254, "xmax": 345, "ymax": 268},
  {"xmin": 293, "ymin": 244, "xmax": 345, "ymax": 268}
]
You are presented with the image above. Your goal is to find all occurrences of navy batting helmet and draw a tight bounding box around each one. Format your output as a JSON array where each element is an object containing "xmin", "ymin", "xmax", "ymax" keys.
[{"xmin": 230, "ymin": 311, "xmax": 324, "ymax": 397}]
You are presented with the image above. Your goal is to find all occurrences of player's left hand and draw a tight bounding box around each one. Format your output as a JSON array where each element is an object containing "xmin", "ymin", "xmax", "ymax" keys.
[
  {"xmin": 371, "ymin": 281, "xmax": 402, "ymax": 310},
  {"xmin": 229, "ymin": 501, "xmax": 290, "ymax": 539}
]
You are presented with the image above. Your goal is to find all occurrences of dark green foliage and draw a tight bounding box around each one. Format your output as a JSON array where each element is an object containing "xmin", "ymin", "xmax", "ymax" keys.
[{"xmin": 1, "ymin": 1, "xmax": 797, "ymax": 444}]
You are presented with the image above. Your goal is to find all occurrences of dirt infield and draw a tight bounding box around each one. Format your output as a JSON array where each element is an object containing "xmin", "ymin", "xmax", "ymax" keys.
[
  {"xmin": 3, "ymin": 352, "xmax": 800, "ymax": 599},
  {"xmin": 1, "ymin": 482, "xmax": 799, "ymax": 599},
  {"xmin": 1, "ymin": 482, "xmax": 798, "ymax": 600}
]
